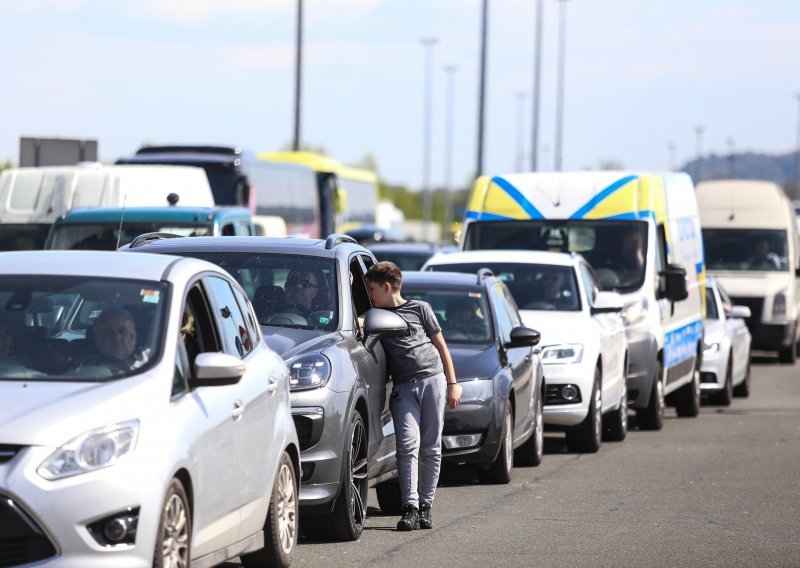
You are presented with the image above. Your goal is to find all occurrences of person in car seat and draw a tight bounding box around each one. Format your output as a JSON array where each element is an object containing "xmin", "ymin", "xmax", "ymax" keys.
[{"xmin": 80, "ymin": 307, "xmax": 149, "ymax": 371}]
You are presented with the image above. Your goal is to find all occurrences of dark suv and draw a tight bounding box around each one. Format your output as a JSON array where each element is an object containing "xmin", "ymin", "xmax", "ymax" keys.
[{"xmin": 125, "ymin": 234, "xmax": 402, "ymax": 541}]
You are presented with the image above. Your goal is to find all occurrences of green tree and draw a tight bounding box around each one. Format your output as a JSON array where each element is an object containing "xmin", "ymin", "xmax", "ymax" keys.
[{"xmin": 0, "ymin": 160, "xmax": 13, "ymax": 173}]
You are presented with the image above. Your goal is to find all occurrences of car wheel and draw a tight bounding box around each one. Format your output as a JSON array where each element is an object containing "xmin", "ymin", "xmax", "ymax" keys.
[
  {"xmin": 303, "ymin": 410, "xmax": 368, "ymax": 542},
  {"xmin": 479, "ymin": 403, "xmax": 514, "ymax": 484},
  {"xmin": 636, "ymin": 361, "xmax": 664, "ymax": 431},
  {"xmin": 153, "ymin": 478, "xmax": 191, "ymax": 568},
  {"xmin": 603, "ymin": 381, "xmax": 628, "ymax": 442},
  {"xmin": 241, "ymin": 452, "xmax": 297, "ymax": 568},
  {"xmin": 675, "ymin": 359, "xmax": 701, "ymax": 417},
  {"xmin": 514, "ymin": 388, "xmax": 544, "ymax": 467},
  {"xmin": 710, "ymin": 355, "xmax": 733, "ymax": 407},
  {"xmin": 375, "ymin": 478, "xmax": 403, "ymax": 515},
  {"xmin": 566, "ymin": 368, "xmax": 602, "ymax": 453},
  {"xmin": 733, "ymin": 357, "xmax": 751, "ymax": 398}
]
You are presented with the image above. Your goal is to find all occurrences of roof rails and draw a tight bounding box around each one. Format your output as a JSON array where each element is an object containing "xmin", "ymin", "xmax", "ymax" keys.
[
  {"xmin": 325, "ymin": 233, "xmax": 357, "ymax": 249},
  {"xmin": 135, "ymin": 145, "xmax": 241, "ymax": 156},
  {"xmin": 477, "ymin": 268, "xmax": 494, "ymax": 284},
  {"xmin": 129, "ymin": 232, "xmax": 185, "ymax": 249}
]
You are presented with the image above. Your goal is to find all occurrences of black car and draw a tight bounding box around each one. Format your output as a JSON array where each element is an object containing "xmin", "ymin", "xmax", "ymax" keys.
[
  {"xmin": 401, "ymin": 271, "xmax": 545, "ymax": 483},
  {"xmin": 125, "ymin": 234, "xmax": 405, "ymax": 541}
]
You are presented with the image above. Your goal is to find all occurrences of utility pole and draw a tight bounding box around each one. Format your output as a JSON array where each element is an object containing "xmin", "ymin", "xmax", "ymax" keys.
[
  {"xmin": 694, "ymin": 125, "xmax": 704, "ymax": 182},
  {"xmin": 794, "ymin": 94, "xmax": 800, "ymax": 200},
  {"xmin": 476, "ymin": 0, "xmax": 489, "ymax": 178},
  {"xmin": 443, "ymin": 64, "xmax": 459, "ymax": 240},
  {"xmin": 420, "ymin": 37, "xmax": 438, "ymax": 242},
  {"xmin": 292, "ymin": 0, "xmax": 303, "ymax": 151},
  {"xmin": 515, "ymin": 91, "xmax": 528, "ymax": 171},
  {"xmin": 530, "ymin": 0, "xmax": 544, "ymax": 171},
  {"xmin": 668, "ymin": 141, "xmax": 676, "ymax": 171},
  {"xmin": 727, "ymin": 137, "xmax": 736, "ymax": 179},
  {"xmin": 554, "ymin": 0, "xmax": 571, "ymax": 172}
]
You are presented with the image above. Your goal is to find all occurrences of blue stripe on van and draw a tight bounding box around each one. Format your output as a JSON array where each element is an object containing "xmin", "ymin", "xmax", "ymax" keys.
[
  {"xmin": 601, "ymin": 210, "xmax": 656, "ymax": 221},
  {"xmin": 569, "ymin": 175, "xmax": 638, "ymax": 219},
  {"xmin": 695, "ymin": 261, "xmax": 704, "ymax": 276},
  {"xmin": 664, "ymin": 319, "xmax": 703, "ymax": 368},
  {"xmin": 490, "ymin": 176, "xmax": 545, "ymax": 219},
  {"xmin": 465, "ymin": 210, "xmax": 511, "ymax": 221}
]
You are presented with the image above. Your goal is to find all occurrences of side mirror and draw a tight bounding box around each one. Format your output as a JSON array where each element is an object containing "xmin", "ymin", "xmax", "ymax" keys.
[
  {"xmin": 658, "ymin": 263, "xmax": 688, "ymax": 302},
  {"xmin": 363, "ymin": 308, "xmax": 408, "ymax": 352},
  {"xmin": 728, "ymin": 305, "xmax": 751, "ymax": 319},
  {"xmin": 795, "ymin": 266, "xmax": 800, "ymax": 278},
  {"xmin": 590, "ymin": 291, "xmax": 624, "ymax": 315},
  {"xmin": 507, "ymin": 326, "xmax": 541, "ymax": 348},
  {"xmin": 192, "ymin": 352, "xmax": 245, "ymax": 387}
]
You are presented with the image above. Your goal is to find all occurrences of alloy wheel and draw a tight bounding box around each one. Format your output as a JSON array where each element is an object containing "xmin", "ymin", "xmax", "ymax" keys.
[
  {"xmin": 350, "ymin": 418, "xmax": 368, "ymax": 529},
  {"xmin": 276, "ymin": 462, "xmax": 297, "ymax": 555},
  {"xmin": 161, "ymin": 492, "xmax": 189, "ymax": 568}
]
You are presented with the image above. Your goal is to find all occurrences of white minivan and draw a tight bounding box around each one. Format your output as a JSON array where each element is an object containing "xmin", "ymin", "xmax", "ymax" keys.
[
  {"xmin": 697, "ymin": 180, "xmax": 800, "ymax": 363},
  {"xmin": 0, "ymin": 164, "xmax": 215, "ymax": 250}
]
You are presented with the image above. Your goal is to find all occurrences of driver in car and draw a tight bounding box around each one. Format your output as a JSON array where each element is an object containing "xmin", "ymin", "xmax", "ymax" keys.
[
  {"xmin": 79, "ymin": 307, "xmax": 149, "ymax": 372},
  {"xmin": 278, "ymin": 268, "xmax": 323, "ymax": 318}
]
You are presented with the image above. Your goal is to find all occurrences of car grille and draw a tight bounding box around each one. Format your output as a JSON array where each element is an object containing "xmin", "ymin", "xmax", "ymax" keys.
[
  {"xmin": 0, "ymin": 445, "xmax": 23, "ymax": 464},
  {"xmin": 545, "ymin": 384, "xmax": 562, "ymax": 404},
  {"xmin": 730, "ymin": 296, "xmax": 763, "ymax": 328},
  {"xmin": 293, "ymin": 415, "xmax": 313, "ymax": 449},
  {"xmin": 0, "ymin": 494, "xmax": 57, "ymax": 567}
]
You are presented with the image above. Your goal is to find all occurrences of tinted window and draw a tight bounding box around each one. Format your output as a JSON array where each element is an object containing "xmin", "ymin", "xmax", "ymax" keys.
[
  {"xmin": 205, "ymin": 276, "xmax": 254, "ymax": 358},
  {"xmin": 705, "ymin": 287, "xmax": 719, "ymax": 320},
  {"xmin": 402, "ymin": 288, "xmax": 493, "ymax": 344},
  {"xmin": 49, "ymin": 223, "xmax": 211, "ymax": 250},
  {"xmin": 703, "ymin": 228, "xmax": 788, "ymax": 272}
]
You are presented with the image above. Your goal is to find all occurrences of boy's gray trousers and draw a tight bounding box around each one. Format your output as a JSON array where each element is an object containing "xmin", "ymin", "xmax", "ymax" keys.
[{"xmin": 389, "ymin": 372, "xmax": 447, "ymax": 509}]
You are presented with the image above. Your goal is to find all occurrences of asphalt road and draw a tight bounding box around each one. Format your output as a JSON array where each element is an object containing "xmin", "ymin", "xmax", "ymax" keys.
[{"xmin": 231, "ymin": 354, "xmax": 800, "ymax": 567}]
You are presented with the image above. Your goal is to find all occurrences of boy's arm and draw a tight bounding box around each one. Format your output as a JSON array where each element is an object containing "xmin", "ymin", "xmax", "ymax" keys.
[{"xmin": 430, "ymin": 331, "xmax": 460, "ymax": 409}]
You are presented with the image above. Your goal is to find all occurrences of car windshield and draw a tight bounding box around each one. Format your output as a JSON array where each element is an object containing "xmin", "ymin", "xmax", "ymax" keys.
[
  {"xmin": 429, "ymin": 262, "xmax": 581, "ymax": 312},
  {"xmin": 402, "ymin": 288, "xmax": 493, "ymax": 344},
  {"xmin": 703, "ymin": 228, "xmax": 788, "ymax": 272},
  {"xmin": 463, "ymin": 219, "xmax": 648, "ymax": 293},
  {"xmin": 0, "ymin": 224, "xmax": 51, "ymax": 251},
  {"xmin": 49, "ymin": 223, "xmax": 212, "ymax": 250},
  {"xmin": 0, "ymin": 276, "xmax": 168, "ymax": 382},
  {"xmin": 705, "ymin": 287, "xmax": 719, "ymax": 320},
  {"xmin": 167, "ymin": 252, "xmax": 338, "ymax": 331}
]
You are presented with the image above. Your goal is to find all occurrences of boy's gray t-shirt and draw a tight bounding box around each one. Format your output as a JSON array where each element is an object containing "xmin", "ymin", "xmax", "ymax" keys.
[{"xmin": 381, "ymin": 299, "xmax": 443, "ymax": 385}]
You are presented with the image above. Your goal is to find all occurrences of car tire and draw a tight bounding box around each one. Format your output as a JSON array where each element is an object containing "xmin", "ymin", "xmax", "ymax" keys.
[
  {"xmin": 479, "ymin": 403, "xmax": 514, "ymax": 484},
  {"xmin": 241, "ymin": 452, "xmax": 298, "ymax": 568},
  {"xmin": 153, "ymin": 478, "xmax": 191, "ymax": 568},
  {"xmin": 636, "ymin": 360, "xmax": 664, "ymax": 431},
  {"xmin": 675, "ymin": 359, "xmax": 701, "ymax": 417},
  {"xmin": 733, "ymin": 357, "xmax": 751, "ymax": 398},
  {"xmin": 710, "ymin": 355, "xmax": 733, "ymax": 407},
  {"xmin": 566, "ymin": 368, "xmax": 602, "ymax": 453},
  {"xmin": 303, "ymin": 410, "xmax": 368, "ymax": 542},
  {"xmin": 375, "ymin": 479, "xmax": 403, "ymax": 515},
  {"xmin": 514, "ymin": 389, "xmax": 544, "ymax": 467},
  {"xmin": 603, "ymin": 381, "xmax": 628, "ymax": 442}
]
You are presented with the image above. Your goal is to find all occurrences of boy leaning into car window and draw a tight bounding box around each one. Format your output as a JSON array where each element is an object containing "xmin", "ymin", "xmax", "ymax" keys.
[{"xmin": 365, "ymin": 261, "xmax": 461, "ymax": 531}]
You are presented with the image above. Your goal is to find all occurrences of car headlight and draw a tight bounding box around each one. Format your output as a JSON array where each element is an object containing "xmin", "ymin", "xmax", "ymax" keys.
[
  {"xmin": 703, "ymin": 341, "xmax": 720, "ymax": 355},
  {"xmin": 622, "ymin": 297, "xmax": 648, "ymax": 326},
  {"xmin": 38, "ymin": 420, "xmax": 139, "ymax": 481},
  {"xmin": 457, "ymin": 379, "xmax": 493, "ymax": 403},
  {"xmin": 541, "ymin": 344, "xmax": 584, "ymax": 365},
  {"xmin": 287, "ymin": 354, "xmax": 332, "ymax": 391},
  {"xmin": 773, "ymin": 289, "xmax": 787, "ymax": 318}
]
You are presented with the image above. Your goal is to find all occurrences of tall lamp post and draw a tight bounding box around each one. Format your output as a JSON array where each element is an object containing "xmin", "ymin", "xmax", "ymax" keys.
[
  {"xmin": 727, "ymin": 137, "xmax": 735, "ymax": 179},
  {"xmin": 420, "ymin": 37, "xmax": 438, "ymax": 242},
  {"xmin": 694, "ymin": 125, "xmax": 704, "ymax": 182},
  {"xmin": 476, "ymin": 0, "xmax": 489, "ymax": 179},
  {"xmin": 530, "ymin": 0, "xmax": 544, "ymax": 171},
  {"xmin": 515, "ymin": 91, "xmax": 528, "ymax": 171},
  {"xmin": 443, "ymin": 64, "xmax": 459, "ymax": 239},
  {"xmin": 554, "ymin": 0, "xmax": 571, "ymax": 172},
  {"xmin": 292, "ymin": 0, "xmax": 303, "ymax": 151}
]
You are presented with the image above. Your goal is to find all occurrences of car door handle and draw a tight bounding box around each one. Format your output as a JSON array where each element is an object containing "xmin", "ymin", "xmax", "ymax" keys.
[
  {"xmin": 525, "ymin": 354, "xmax": 532, "ymax": 364},
  {"xmin": 266, "ymin": 377, "xmax": 280, "ymax": 394},
  {"xmin": 232, "ymin": 399, "xmax": 245, "ymax": 420}
]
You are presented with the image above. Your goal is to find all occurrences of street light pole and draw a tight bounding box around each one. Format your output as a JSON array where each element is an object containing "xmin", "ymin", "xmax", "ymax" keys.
[
  {"xmin": 515, "ymin": 91, "xmax": 528, "ymax": 171},
  {"xmin": 476, "ymin": 0, "xmax": 489, "ymax": 179},
  {"xmin": 554, "ymin": 0, "xmax": 570, "ymax": 172},
  {"xmin": 420, "ymin": 37, "xmax": 438, "ymax": 242},
  {"xmin": 694, "ymin": 125, "xmax": 704, "ymax": 182},
  {"xmin": 727, "ymin": 137, "xmax": 735, "ymax": 179},
  {"xmin": 443, "ymin": 64, "xmax": 459, "ymax": 240},
  {"xmin": 530, "ymin": 0, "xmax": 544, "ymax": 171},
  {"xmin": 292, "ymin": 0, "xmax": 303, "ymax": 151},
  {"xmin": 668, "ymin": 142, "xmax": 676, "ymax": 171}
]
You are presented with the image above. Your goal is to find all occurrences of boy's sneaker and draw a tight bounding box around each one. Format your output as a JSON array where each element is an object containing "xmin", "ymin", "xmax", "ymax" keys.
[
  {"xmin": 419, "ymin": 503, "xmax": 432, "ymax": 529},
  {"xmin": 397, "ymin": 504, "xmax": 420, "ymax": 531}
]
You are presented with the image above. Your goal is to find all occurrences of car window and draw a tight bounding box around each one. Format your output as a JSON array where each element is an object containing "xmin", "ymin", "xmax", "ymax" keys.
[
  {"xmin": 205, "ymin": 276, "xmax": 254, "ymax": 358},
  {"xmin": 350, "ymin": 255, "xmax": 372, "ymax": 322},
  {"xmin": 182, "ymin": 283, "xmax": 220, "ymax": 369},
  {"xmin": 231, "ymin": 284, "xmax": 260, "ymax": 347},
  {"xmin": 491, "ymin": 284, "xmax": 514, "ymax": 343},
  {"xmin": 173, "ymin": 349, "xmax": 189, "ymax": 397},
  {"xmin": 705, "ymin": 287, "xmax": 719, "ymax": 320},
  {"xmin": 578, "ymin": 263, "xmax": 598, "ymax": 305},
  {"xmin": 402, "ymin": 287, "xmax": 492, "ymax": 344}
]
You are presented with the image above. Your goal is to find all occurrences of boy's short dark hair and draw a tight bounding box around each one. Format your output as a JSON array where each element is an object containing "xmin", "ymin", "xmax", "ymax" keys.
[{"xmin": 365, "ymin": 261, "xmax": 403, "ymax": 290}]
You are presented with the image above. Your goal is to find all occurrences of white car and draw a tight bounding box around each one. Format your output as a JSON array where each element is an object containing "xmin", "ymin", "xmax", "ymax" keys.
[
  {"xmin": 424, "ymin": 250, "xmax": 629, "ymax": 453},
  {"xmin": 0, "ymin": 251, "xmax": 299, "ymax": 567},
  {"xmin": 701, "ymin": 276, "xmax": 753, "ymax": 404}
]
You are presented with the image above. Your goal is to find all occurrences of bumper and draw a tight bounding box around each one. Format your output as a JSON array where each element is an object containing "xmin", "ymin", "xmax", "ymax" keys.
[
  {"xmin": 541, "ymin": 361, "xmax": 595, "ymax": 427},
  {"xmin": 750, "ymin": 321, "xmax": 796, "ymax": 351},
  {"xmin": 700, "ymin": 348, "xmax": 726, "ymax": 391},
  {"xmin": 291, "ymin": 388, "xmax": 350, "ymax": 508},
  {"xmin": 1, "ymin": 446, "xmax": 165, "ymax": 567},
  {"xmin": 441, "ymin": 396, "xmax": 504, "ymax": 465},
  {"xmin": 625, "ymin": 330, "xmax": 658, "ymax": 409}
]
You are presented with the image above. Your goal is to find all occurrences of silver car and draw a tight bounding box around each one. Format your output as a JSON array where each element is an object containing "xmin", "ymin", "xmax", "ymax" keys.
[
  {"xmin": 0, "ymin": 251, "xmax": 299, "ymax": 567},
  {"xmin": 701, "ymin": 276, "xmax": 753, "ymax": 404}
]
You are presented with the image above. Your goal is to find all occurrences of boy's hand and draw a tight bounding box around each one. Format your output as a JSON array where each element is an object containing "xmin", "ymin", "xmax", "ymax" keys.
[{"xmin": 447, "ymin": 383, "xmax": 461, "ymax": 409}]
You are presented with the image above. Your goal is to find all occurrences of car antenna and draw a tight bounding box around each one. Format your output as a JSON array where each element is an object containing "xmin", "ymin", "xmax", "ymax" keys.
[{"xmin": 115, "ymin": 193, "xmax": 127, "ymax": 251}]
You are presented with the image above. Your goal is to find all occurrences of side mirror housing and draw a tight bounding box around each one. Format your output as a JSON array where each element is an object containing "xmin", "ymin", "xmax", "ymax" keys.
[
  {"xmin": 192, "ymin": 352, "xmax": 245, "ymax": 387},
  {"xmin": 363, "ymin": 308, "xmax": 408, "ymax": 352},
  {"xmin": 590, "ymin": 291, "xmax": 624, "ymax": 315},
  {"xmin": 658, "ymin": 263, "xmax": 688, "ymax": 302},
  {"xmin": 728, "ymin": 305, "xmax": 752, "ymax": 319},
  {"xmin": 507, "ymin": 326, "xmax": 541, "ymax": 348}
]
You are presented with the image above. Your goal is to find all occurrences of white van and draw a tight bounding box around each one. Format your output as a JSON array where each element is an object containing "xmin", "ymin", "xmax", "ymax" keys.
[
  {"xmin": 697, "ymin": 180, "xmax": 800, "ymax": 363},
  {"xmin": 461, "ymin": 171, "xmax": 706, "ymax": 430},
  {"xmin": 0, "ymin": 164, "xmax": 214, "ymax": 250}
]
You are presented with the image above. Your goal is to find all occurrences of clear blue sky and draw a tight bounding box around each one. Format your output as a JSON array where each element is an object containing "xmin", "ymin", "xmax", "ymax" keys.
[{"xmin": 2, "ymin": 0, "xmax": 799, "ymax": 190}]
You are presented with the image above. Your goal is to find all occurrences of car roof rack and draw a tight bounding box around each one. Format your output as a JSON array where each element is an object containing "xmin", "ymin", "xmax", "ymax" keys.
[
  {"xmin": 324, "ymin": 233, "xmax": 357, "ymax": 249},
  {"xmin": 129, "ymin": 232, "xmax": 185, "ymax": 249},
  {"xmin": 477, "ymin": 268, "xmax": 494, "ymax": 284}
]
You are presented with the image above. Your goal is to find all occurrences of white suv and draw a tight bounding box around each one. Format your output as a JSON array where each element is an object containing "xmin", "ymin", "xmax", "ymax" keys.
[
  {"xmin": 0, "ymin": 251, "xmax": 299, "ymax": 567},
  {"xmin": 424, "ymin": 250, "xmax": 629, "ymax": 452}
]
